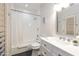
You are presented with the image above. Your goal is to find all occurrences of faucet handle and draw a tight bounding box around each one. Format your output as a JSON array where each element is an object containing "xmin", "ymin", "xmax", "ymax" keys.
[
  {"xmin": 67, "ymin": 38, "xmax": 71, "ymax": 42},
  {"xmin": 59, "ymin": 37, "xmax": 62, "ymax": 40}
]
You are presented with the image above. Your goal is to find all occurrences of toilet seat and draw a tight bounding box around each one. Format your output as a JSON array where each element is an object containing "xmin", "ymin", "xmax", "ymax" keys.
[{"xmin": 31, "ymin": 42, "xmax": 40, "ymax": 49}]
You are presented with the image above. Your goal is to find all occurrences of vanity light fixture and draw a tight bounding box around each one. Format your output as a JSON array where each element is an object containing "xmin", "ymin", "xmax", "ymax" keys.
[{"xmin": 25, "ymin": 4, "xmax": 28, "ymax": 7}]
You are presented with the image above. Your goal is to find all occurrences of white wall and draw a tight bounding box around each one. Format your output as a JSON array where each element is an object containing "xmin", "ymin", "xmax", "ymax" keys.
[
  {"xmin": 58, "ymin": 4, "xmax": 79, "ymax": 35},
  {"xmin": 9, "ymin": 3, "xmax": 40, "ymax": 15},
  {"xmin": 40, "ymin": 3, "xmax": 56, "ymax": 37}
]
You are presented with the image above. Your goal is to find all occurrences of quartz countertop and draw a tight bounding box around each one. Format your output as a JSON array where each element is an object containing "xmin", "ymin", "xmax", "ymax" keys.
[{"xmin": 41, "ymin": 37, "xmax": 79, "ymax": 56}]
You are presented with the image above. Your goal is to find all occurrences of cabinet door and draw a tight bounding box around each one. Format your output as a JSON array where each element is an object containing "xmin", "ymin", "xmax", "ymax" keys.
[
  {"xmin": 41, "ymin": 39, "xmax": 53, "ymax": 51},
  {"xmin": 41, "ymin": 39, "xmax": 57, "ymax": 56},
  {"xmin": 55, "ymin": 47, "xmax": 73, "ymax": 56},
  {"xmin": 41, "ymin": 46, "xmax": 53, "ymax": 56}
]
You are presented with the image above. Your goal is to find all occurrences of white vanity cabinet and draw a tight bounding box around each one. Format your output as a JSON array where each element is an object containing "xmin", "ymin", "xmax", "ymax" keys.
[{"xmin": 40, "ymin": 38, "xmax": 72, "ymax": 56}]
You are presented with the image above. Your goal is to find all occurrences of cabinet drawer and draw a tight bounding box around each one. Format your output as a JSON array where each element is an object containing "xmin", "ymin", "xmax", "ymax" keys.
[
  {"xmin": 56, "ymin": 48, "xmax": 73, "ymax": 56},
  {"xmin": 41, "ymin": 39, "xmax": 53, "ymax": 50},
  {"xmin": 41, "ymin": 46, "xmax": 52, "ymax": 56},
  {"xmin": 41, "ymin": 39, "xmax": 58, "ymax": 53}
]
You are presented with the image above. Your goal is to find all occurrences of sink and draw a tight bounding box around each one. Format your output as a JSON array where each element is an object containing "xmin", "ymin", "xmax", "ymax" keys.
[
  {"xmin": 60, "ymin": 39, "xmax": 79, "ymax": 47},
  {"xmin": 46, "ymin": 37, "xmax": 71, "ymax": 46},
  {"xmin": 43, "ymin": 36, "xmax": 77, "ymax": 46}
]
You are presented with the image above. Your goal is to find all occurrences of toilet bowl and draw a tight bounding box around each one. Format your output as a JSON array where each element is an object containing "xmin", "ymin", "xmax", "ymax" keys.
[
  {"xmin": 31, "ymin": 42, "xmax": 41, "ymax": 56},
  {"xmin": 31, "ymin": 42, "xmax": 40, "ymax": 49}
]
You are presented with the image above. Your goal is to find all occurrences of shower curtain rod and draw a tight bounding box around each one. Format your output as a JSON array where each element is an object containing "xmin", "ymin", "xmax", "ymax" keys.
[{"xmin": 10, "ymin": 9, "xmax": 41, "ymax": 16}]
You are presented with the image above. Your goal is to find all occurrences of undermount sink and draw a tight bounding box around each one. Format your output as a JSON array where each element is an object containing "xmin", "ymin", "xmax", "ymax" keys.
[
  {"xmin": 60, "ymin": 40, "xmax": 72, "ymax": 45},
  {"xmin": 59, "ymin": 38, "xmax": 79, "ymax": 46}
]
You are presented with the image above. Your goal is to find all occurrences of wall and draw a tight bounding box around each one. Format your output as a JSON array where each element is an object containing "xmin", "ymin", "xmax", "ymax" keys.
[
  {"xmin": 58, "ymin": 4, "xmax": 79, "ymax": 35},
  {"xmin": 40, "ymin": 3, "xmax": 56, "ymax": 37}
]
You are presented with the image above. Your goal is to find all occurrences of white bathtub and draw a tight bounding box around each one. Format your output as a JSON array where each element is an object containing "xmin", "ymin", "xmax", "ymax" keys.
[{"xmin": 11, "ymin": 43, "xmax": 32, "ymax": 55}]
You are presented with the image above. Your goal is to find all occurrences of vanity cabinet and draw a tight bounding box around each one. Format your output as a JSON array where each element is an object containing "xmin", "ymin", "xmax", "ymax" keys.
[{"xmin": 40, "ymin": 38, "xmax": 72, "ymax": 56}]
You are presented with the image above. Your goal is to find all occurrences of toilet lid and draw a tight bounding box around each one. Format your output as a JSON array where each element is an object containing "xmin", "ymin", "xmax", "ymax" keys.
[{"xmin": 31, "ymin": 42, "xmax": 40, "ymax": 47}]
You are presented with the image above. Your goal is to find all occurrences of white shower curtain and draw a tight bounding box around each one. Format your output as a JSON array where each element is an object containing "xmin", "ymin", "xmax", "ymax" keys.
[
  {"xmin": 10, "ymin": 10, "xmax": 40, "ymax": 49},
  {"xmin": 10, "ymin": 10, "xmax": 23, "ymax": 48}
]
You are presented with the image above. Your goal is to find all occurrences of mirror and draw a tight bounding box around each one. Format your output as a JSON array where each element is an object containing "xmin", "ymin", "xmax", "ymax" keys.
[
  {"xmin": 56, "ymin": 3, "xmax": 78, "ymax": 36},
  {"xmin": 57, "ymin": 14, "xmax": 76, "ymax": 36}
]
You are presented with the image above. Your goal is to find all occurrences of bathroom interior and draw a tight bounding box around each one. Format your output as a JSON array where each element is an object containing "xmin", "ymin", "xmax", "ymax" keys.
[{"xmin": 1, "ymin": 3, "xmax": 79, "ymax": 56}]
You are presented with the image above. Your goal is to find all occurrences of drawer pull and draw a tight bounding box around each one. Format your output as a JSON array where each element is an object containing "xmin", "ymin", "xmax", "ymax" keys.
[
  {"xmin": 58, "ymin": 54, "xmax": 62, "ymax": 56},
  {"xmin": 44, "ymin": 52, "xmax": 46, "ymax": 54},
  {"xmin": 44, "ymin": 44, "xmax": 46, "ymax": 46}
]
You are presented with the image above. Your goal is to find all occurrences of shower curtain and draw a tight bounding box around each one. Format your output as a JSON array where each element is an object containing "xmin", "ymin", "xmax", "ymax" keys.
[{"xmin": 10, "ymin": 10, "xmax": 40, "ymax": 49}]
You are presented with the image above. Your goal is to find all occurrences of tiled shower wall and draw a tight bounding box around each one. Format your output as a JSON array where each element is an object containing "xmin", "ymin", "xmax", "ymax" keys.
[{"xmin": 0, "ymin": 4, "xmax": 5, "ymax": 56}]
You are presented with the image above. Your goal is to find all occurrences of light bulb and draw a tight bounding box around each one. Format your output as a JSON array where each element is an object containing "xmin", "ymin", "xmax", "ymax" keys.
[{"xmin": 25, "ymin": 4, "xmax": 28, "ymax": 7}]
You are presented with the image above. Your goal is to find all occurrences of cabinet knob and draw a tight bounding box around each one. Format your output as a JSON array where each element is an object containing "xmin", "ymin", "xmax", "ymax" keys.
[
  {"xmin": 58, "ymin": 54, "xmax": 62, "ymax": 56},
  {"xmin": 44, "ymin": 44, "xmax": 46, "ymax": 46},
  {"xmin": 44, "ymin": 52, "xmax": 46, "ymax": 54}
]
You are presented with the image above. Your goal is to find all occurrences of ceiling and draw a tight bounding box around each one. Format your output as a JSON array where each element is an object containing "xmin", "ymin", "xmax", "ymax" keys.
[{"xmin": 11, "ymin": 3, "xmax": 41, "ymax": 11}]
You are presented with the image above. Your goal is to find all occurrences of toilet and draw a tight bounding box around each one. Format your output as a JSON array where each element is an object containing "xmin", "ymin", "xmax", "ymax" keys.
[{"xmin": 31, "ymin": 42, "xmax": 40, "ymax": 56}]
